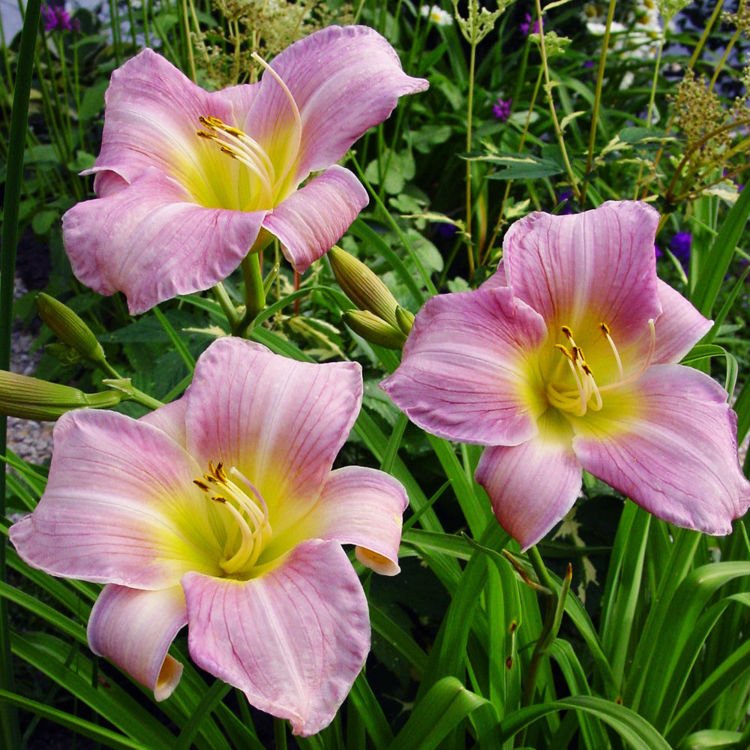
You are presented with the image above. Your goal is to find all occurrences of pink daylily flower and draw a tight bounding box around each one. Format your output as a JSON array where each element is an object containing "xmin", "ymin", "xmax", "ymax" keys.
[
  {"xmin": 10, "ymin": 339, "xmax": 408, "ymax": 735},
  {"xmin": 62, "ymin": 27, "xmax": 428, "ymax": 314},
  {"xmin": 382, "ymin": 201, "xmax": 750, "ymax": 549}
]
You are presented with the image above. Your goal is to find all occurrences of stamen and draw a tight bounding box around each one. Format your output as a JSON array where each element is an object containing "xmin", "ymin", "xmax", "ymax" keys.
[
  {"xmin": 600, "ymin": 322, "xmax": 624, "ymax": 378},
  {"xmin": 197, "ymin": 462, "xmax": 272, "ymax": 575},
  {"xmin": 196, "ymin": 116, "xmax": 275, "ymax": 201},
  {"xmin": 564, "ymin": 357, "xmax": 589, "ymax": 416},
  {"xmin": 555, "ymin": 343, "xmax": 574, "ymax": 361}
]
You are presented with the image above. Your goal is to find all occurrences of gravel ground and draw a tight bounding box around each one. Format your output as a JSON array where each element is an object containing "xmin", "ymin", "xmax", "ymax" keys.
[{"xmin": 7, "ymin": 276, "xmax": 53, "ymax": 466}]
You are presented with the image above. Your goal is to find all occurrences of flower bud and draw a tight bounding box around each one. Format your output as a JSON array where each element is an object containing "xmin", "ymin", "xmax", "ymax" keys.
[
  {"xmin": 395, "ymin": 306, "xmax": 415, "ymax": 336},
  {"xmin": 36, "ymin": 293, "xmax": 106, "ymax": 364},
  {"xmin": 342, "ymin": 310, "xmax": 406, "ymax": 350},
  {"xmin": 0, "ymin": 371, "xmax": 124, "ymax": 420},
  {"xmin": 329, "ymin": 246, "xmax": 400, "ymax": 328}
]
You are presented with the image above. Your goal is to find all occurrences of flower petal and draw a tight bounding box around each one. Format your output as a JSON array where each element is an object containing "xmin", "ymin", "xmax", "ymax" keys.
[
  {"xmin": 308, "ymin": 466, "xmax": 408, "ymax": 576},
  {"xmin": 88, "ymin": 585, "xmax": 187, "ymax": 701},
  {"xmin": 475, "ymin": 438, "xmax": 582, "ymax": 550},
  {"xmin": 504, "ymin": 201, "xmax": 662, "ymax": 344},
  {"xmin": 140, "ymin": 398, "xmax": 188, "ymax": 447},
  {"xmin": 573, "ymin": 364, "xmax": 750, "ymax": 534},
  {"xmin": 263, "ymin": 166, "xmax": 368, "ymax": 273},
  {"xmin": 63, "ymin": 169, "xmax": 266, "ymax": 314},
  {"xmin": 244, "ymin": 25, "xmax": 428, "ymax": 181},
  {"xmin": 183, "ymin": 539, "xmax": 369, "ymax": 736},
  {"xmin": 90, "ymin": 48, "xmax": 235, "ymax": 185},
  {"xmin": 9, "ymin": 409, "xmax": 217, "ymax": 587},
  {"xmin": 185, "ymin": 339, "xmax": 362, "ymax": 533},
  {"xmin": 381, "ymin": 287, "xmax": 548, "ymax": 445},
  {"xmin": 652, "ymin": 279, "xmax": 711, "ymax": 364}
]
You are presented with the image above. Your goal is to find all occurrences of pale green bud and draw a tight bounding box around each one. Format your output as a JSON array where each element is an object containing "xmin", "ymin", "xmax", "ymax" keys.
[
  {"xmin": 395, "ymin": 306, "xmax": 415, "ymax": 336},
  {"xmin": 0, "ymin": 371, "xmax": 124, "ymax": 421},
  {"xmin": 36, "ymin": 293, "xmax": 106, "ymax": 364},
  {"xmin": 329, "ymin": 246, "xmax": 400, "ymax": 328},
  {"xmin": 342, "ymin": 310, "xmax": 407, "ymax": 350}
]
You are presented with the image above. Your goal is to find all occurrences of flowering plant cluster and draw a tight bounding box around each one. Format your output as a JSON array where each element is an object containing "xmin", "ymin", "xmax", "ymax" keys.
[{"xmin": 4, "ymin": 2, "xmax": 750, "ymax": 747}]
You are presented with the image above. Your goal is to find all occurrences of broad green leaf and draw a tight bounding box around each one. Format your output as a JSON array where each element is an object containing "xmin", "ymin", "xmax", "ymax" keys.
[
  {"xmin": 387, "ymin": 677, "xmax": 499, "ymax": 750},
  {"xmin": 0, "ymin": 689, "xmax": 147, "ymax": 750},
  {"xmin": 498, "ymin": 695, "xmax": 671, "ymax": 749},
  {"xmin": 691, "ymin": 183, "xmax": 750, "ymax": 316}
]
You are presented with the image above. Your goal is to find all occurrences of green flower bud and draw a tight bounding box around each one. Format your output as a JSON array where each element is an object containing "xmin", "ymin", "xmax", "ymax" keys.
[
  {"xmin": 329, "ymin": 246, "xmax": 400, "ymax": 328},
  {"xmin": 342, "ymin": 310, "xmax": 407, "ymax": 350},
  {"xmin": 36, "ymin": 293, "xmax": 106, "ymax": 364},
  {"xmin": 0, "ymin": 371, "xmax": 124, "ymax": 421},
  {"xmin": 395, "ymin": 306, "xmax": 415, "ymax": 336}
]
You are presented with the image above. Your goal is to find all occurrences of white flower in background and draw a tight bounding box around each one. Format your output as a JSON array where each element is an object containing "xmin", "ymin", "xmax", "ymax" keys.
[{"xmin": 421, "ymin": 4, "xmax": 454, "ymax": 26}]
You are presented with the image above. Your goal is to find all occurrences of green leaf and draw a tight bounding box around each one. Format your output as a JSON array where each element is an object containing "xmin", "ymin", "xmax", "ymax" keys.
[
  {"xmin": 387, "ymin": 677, "xmax": 499, "ymax": 750},
  {"xmin": 666, "ymin": 639, "xmax": 750, "ymax": 745},
  {"xmin": 691, "ymin": 183, "xmax": 750, "ymax": 316},
  {"xmin": 370, "ymin": 602, "xmax": 429, "ymax": 675},
  {"xmin": 0, "ymin": 689, "xmax": 147, "ymax": 750},
  {"xmin": 12, "ymin": 632, "xmax": 176, "ymax": 748},
  {"xmin": 31, "ymin": 209, "xmax": 58, "ymax": 235},
  {"xmin": 479, "ymin": 154, "xmax": 564, "ymax": 180},
  {"xmin": 348, "ymin": 673, "xmax": 394, "ymax": 750},
  {"xmin": 678, "ymin": 729, "xmax": 743, "ymax": 749},
  {"xmin": 499, "ymin": 695, "xmax": 671, "ymax": 749},
  {"xmin": 78, "ymin": 79, "xmax": 108, "ymax": 122}
]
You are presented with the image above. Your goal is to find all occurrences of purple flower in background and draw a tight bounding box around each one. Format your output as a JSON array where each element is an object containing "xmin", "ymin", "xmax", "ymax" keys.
[
  {"xmin": 556, "ymin": 190, "xmax": 574, "ymax": 215},
  {"xmin": 42, "ymin": 4, "xmax": 74, "ymax": 31},
  {"xmin": 669, "ymin": 232, "xmax": 692, "ymax": 266},
  {"xmin": 436, "ymin": 222, "xmax": 459, "ymax": 239},
  {"xmin": 654, "ymin": 244, "xmax": 663, "ymax": 258},
  {"xmin": 520, "ymin": 12, "xmax": 540, "ymax": 36},
  {"xmin": 583, "ymin": 60, "xmax": 595, "ymax": 69},
  {"xmin": 492, "ymin": 97, "xmax": 512, "ymax": 122}
]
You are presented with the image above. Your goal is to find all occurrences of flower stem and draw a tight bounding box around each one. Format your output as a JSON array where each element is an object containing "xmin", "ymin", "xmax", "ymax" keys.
[
  {"xmin": 465, "ymin": 39, "xmax": 477, "ymax": 279},
  {"xmin": 522, "ymin": 547, "xmax": 571, "ymax": 707},
  {"xmin": 633, "ymin": 30, "xmax": 665, "ymax": 200},
  {"xmin": 580, "ymin": 0, "xmax": 616, "ymax": 206},
  {"xmin": 103, "ymin": 379, "xmax": 164, "ymax": 411},
  {"xmin": 213, "ymin": 282, "xmax": 241, "ymax": 330},
  {"xmin": 534, "ymin": 0, "xmax": 580, "ymax": 202},
  {"xmin": 241, "ymin": 253, "xmax": 267, "ymax": 322}
]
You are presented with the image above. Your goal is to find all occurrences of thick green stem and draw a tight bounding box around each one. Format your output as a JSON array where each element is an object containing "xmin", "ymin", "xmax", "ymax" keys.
[
  {"xmin": 242, "ymin": 252, "xmax": 266, "ymax": 318},
  {"xmin": 213, "ymin": 282, "xmax": 241, "ymax": 330},
  {"xmin": 0, "ymin": 1, "xmax": 42, "ymax": 745}
]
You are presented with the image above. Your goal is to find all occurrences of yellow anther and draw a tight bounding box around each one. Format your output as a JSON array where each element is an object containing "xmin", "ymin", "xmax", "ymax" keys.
[
  {"xmin": 561, "ymin": 325, "xmax": 573, "ymax": 339},
  {"xmin": 197, "ymin": 462, "xmax": 272, "ymax": 575},
  {"xmin": 195, "ymin": 115, "xmax": 276, "ymax": 203}
]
